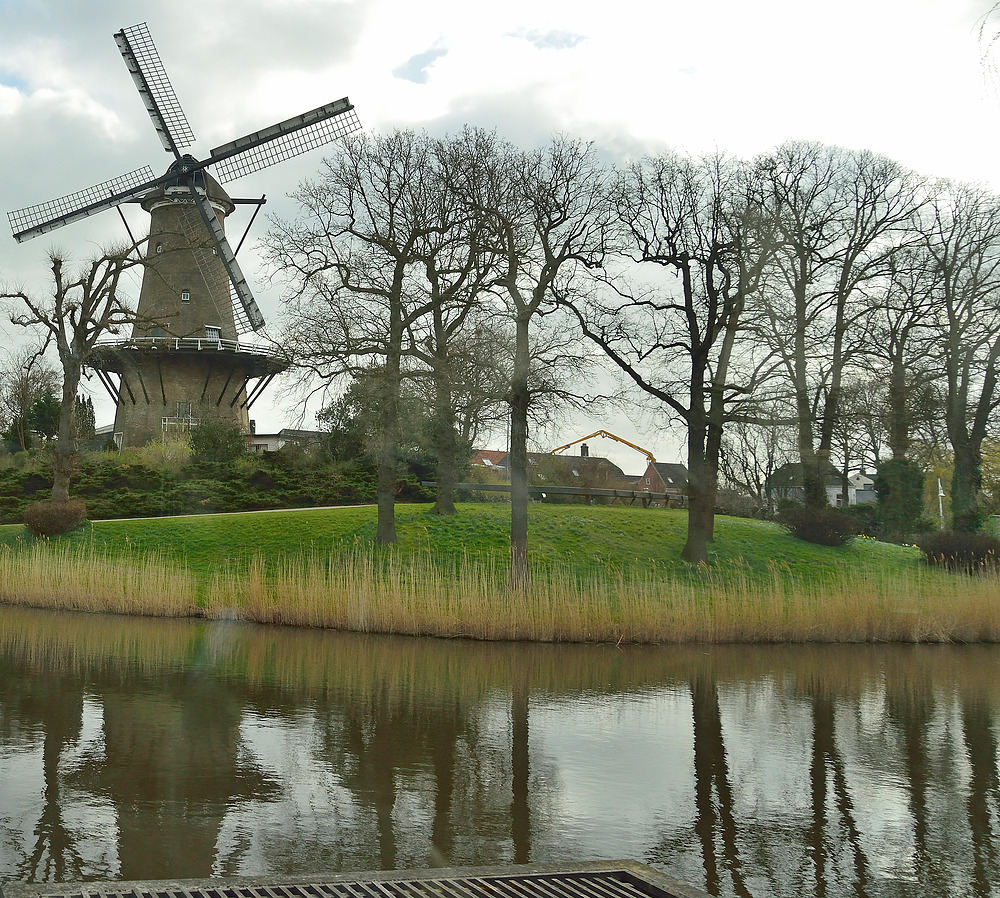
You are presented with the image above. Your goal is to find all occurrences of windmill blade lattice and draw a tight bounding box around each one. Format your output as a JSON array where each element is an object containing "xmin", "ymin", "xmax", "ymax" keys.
[
  {"xmin": 115, "ymin": 22, "xmax": 195, "ymax": 156},
  {"xmin": 187, "ymin": 183, "xmax": 266, "ymax": 331},
  {"xmin": 7, "ymin": 21, "xmax": 360, "ymax": 336},
  {"xmin": 8, "ymin": 166, "xmax": 157, "ymax": 243},
  {"xmin": 173, "ymin": 199, "xmax": 245, "ymax": 333},
  {"xmin": 209, "ymin": 98, "xmax": 361, "ymax": 183}
]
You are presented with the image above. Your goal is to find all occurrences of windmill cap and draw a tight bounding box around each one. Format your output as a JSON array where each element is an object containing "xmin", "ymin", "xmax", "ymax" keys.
[{"xmin": 141, "ymin": 154, "xmax": 234, "ymax": 215}]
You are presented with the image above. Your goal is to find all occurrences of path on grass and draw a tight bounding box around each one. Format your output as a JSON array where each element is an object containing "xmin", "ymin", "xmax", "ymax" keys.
[{"xmin": 95, "ymin": 504, "xmax": 376, "ymax": 524}]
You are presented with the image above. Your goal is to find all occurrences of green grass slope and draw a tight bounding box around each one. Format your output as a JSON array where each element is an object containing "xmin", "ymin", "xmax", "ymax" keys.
[{"xmin": 0, "ymin": 502, "xmax": 922, "ymax": 585}]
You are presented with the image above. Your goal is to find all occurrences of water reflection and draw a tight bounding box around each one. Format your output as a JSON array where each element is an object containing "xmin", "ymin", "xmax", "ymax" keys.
[{"xmin": 0, "ymin": 606, "xmax": 998, "ymax": 897}]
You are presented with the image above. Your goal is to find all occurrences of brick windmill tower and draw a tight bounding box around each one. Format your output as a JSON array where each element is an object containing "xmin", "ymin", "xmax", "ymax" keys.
[{"xmin": 7, "ymin": 23, "xmax": 361, "ymax": 448}]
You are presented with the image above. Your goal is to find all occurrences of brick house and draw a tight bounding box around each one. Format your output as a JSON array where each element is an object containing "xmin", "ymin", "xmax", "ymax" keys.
[{"xmin": 637, "ymin": 462, "xmax": 689, "ymax": 507}]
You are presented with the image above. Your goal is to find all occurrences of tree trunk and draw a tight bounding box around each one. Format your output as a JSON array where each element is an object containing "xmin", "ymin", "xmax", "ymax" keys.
[
  {"xmin": 799, "ymin": 445, "xmax": 828, "ymax": 510},
  {"xmin": 376, "ymin": 345, "xmax": 401, "ymax": 545},
  {"xmin": 682, "ymin": 418, "xmax": 710, "ymax": 564},
  {"xmin": 951, "ymin": 439, "xmax": 983, "ymax": 531},
  {"xmin": 432, "ymin": 362, "xmax": 458, "ymax": 516},
  {"xmin": 509, "ymin": 313, "xmax": 531, "ymax": 588},
  {"xmin": 887, "ymin": 356, "xmax": 911, "ymax": 459},
  {"xmin": 51, "ymin": 356, "xmax": 80, "ymax": 504}
]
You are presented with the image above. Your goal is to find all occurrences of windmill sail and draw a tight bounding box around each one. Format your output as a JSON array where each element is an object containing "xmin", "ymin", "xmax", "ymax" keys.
[
  {"xmin": 188, "ymin": 185, "xmax": 266, "ymax": 331},
  {"xmin": 7, "ymin": 21, "xmax": 360, "ymax": 337},
  {"xmin": 8, "ymin": 167, "xmax": 157, "ymax": 243},
  {"xmin": 114, "ymin": 22, "xmax": 195, "ymax": 156},
  {"xmin": 209, "ymin": 98, "xmax": 361, "ymax": 183}
]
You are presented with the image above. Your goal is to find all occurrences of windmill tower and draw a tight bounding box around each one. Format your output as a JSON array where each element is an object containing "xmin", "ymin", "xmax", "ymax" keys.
[{"xmin": 7, "ymin": 22, "xmax": 361, "ymax": 448}]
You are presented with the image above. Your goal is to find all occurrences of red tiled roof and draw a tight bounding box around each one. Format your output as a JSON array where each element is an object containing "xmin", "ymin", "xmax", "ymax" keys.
[{"xmin": 471, "ymin": 449, "xmax": 508, "ymax": 467}]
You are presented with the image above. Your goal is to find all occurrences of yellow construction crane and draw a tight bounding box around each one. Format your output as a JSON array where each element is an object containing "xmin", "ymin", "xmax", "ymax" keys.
[{"xmin": 551, "ymin": 430, "xmax": 656, "ymax": 464}]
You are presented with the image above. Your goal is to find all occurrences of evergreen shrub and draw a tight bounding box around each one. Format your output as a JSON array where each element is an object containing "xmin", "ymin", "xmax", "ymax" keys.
[
  {"xmin": 874, "ymin": 458, "xmax": 927, "ymax": 536},
  {"xmin": 844, "ymin": 502, "xmax": 882, "ymax": 537}
]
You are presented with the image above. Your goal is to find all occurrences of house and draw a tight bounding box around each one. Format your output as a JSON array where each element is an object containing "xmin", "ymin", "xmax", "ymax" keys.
[
  {"xmin": 246, "ymin": 428, "xmax": 326, "ymax": 454},
  {"xmin": 636, "ymin": 462, "xmax": 689, "ymax": 507},
  {"xmin": 470, "ymin": 449, "xmax": 508, "ymax": 470},
  {"xmin": 766, "ymin": 462, "xmax": 875, "ymax": 507},
  {"xmin": 469, "ymin": 445, "xmax": 638, "ymax": 502},
  {"xmin": 849, "ymin": 471, "xmax": 877, "ymax": 505},
  {"xmin": 524, "ymin": 450, "xmax": 634, "ymax": 491}
]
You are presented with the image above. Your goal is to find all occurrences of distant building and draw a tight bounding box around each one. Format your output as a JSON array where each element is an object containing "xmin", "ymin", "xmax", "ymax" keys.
[
  {"xmin": 766, "ymin": 462, "xmax": 876, "ymax": 507},
  {"xmin": 850, "ymin": 471, "xmax": 877, "ymax": 505},
  {"xmin": 524, "ymin": 450, "xmax": 634, "ymax": 491},
  {"xmin": 471, "ymin": 446, "xmax": 634, "ymax": 488},
  {"xmin": 246, "ymin": 428, "xmax": 325, "ymax": 454},
  {"xmin": 470, "ymin": 449, "xmax": 508, "ymax": 470},
  {"xmin": 637, "ymin": 462, "xmax": 688, "ymax": 508}
]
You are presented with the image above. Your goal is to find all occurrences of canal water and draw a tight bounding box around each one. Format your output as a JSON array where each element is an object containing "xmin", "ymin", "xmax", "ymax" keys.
[{"xmin": 0, "ymin": 606, "xmax": 998, "ymax": 898}]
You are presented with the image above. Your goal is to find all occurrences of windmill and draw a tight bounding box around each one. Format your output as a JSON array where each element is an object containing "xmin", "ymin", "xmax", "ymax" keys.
[{"xmin": 7, "ymin": 22, "xmax": 361, "ymax": 448}]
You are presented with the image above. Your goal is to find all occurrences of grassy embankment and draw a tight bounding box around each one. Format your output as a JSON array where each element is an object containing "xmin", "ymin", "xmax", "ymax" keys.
[{"xmin": 0, "ymin": 502, "xmax": 997, "ymax": 643}]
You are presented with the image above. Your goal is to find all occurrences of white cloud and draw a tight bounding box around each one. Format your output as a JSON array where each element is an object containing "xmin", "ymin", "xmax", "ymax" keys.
[{"xmin": 2, "ymin": 0, "xmax": 1000, "ymax": 448}]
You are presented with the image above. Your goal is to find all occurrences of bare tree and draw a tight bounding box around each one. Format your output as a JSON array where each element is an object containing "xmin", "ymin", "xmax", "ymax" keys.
[
  {"xmin": 267, "ymin": 130, "xmax": 443, "ymax": 544},
  {"xmin": 569, "ymin": 151, "xmax": 776, "ymax": 563},
  {"xmin": 755, "ymin": 142, "xmax": 922, "ymax": 510},
  {"xmin": 441, "ymin": 130, "xmax": 609, "ymax": 585},
  {"xmin": 858, "ymin": 243, "xmax": 941, "ymax": 461},
  {"xmin": 921, "ymin": 180, "xmax": 1000, "ymax": 530},
  {"xmin": 404, "ymin": 147, "xmax": 503, "ymax": 515},
  {"xmin": 0, "ymin": 343, "xmax": 59, "ymax": 451},
  {"xmin": 719, "ymin": 413, "xmax": 795, "ymax": 516},
  {"xmin": 2, "ymin": 246, "xmax": 142, "ymax": 503}
]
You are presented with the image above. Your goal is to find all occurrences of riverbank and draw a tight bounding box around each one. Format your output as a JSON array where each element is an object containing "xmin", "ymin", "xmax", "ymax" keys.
[{"xmin": 1, "ymin": 503, "xmax": 997, "ymax": 643}]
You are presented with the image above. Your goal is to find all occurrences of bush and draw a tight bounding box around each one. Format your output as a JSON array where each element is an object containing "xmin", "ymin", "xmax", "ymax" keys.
[
  {"xmin": 843, "ymin": 502, "xmax": 881, "ymax": 537},
  {"xmin": 916, "ymin": 530, "xmax": 1000, "ymax": 573},
  {"xmin": 190, "ymin": 420, "xmax": 246, "ymax": 465},
  {"xmin": 875, "ymin": 458, "xmax": 927, "ymax": 536},
  {"xmin": 715, "ymin": 488, "xmax": 762, "ymax": 519},
  {"xmin": 777, "ymin": 504, "xmax": 862, "ymax": 546},
  {"xmin": 23, "ymin": 499, "xmax": 88, "ymax": 536}
]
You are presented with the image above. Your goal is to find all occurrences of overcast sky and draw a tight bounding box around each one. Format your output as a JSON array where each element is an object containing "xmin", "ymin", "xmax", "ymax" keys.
[{"xmin": 2, "ymin": 0, "xmax": 999, "ymax": 471}]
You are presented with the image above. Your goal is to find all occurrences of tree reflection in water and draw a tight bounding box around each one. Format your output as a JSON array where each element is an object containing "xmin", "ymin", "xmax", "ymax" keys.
[{"xmin": 1, "ymin": 607, "xmax": 999, "ymax": 898}]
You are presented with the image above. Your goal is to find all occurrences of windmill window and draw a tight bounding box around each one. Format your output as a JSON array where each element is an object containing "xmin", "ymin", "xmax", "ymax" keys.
[
  {"xmin": 181, "ymin": 290, "xmax": 190, "ymax": 303},
  {"xmin": 205, "ymin": 326, "xmax": 221, "ymax": 342},
  {"xmin": 155, "ymin": 243, "xmax": 163, "ymax": 254},
  {"xmin": 176, "ymin": 401, "xmax": 192, "ymax": 419}
]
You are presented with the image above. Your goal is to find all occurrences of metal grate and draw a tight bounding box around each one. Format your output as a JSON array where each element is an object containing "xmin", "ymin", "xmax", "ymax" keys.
[{"xmin": 12, "ymin": 865, "xmax": 709, "ymax": 898}]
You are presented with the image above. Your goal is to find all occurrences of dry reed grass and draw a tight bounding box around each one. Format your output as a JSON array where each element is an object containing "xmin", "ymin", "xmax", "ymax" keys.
[
  {"xmin": 0, "ymin": 541, "xmax": 199, "ymax": 617},
  {"xmin": 204, "ymin": 549, "xmax": 1000, "ymax": 644},
  {"xmin": 2, "ymin": 540, "xmax": 997, "ymax": 643}
]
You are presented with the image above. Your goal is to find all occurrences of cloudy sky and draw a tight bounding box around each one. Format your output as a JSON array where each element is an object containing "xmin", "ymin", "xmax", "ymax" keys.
[{"xmin": 1, "ymin": 0, "xmax": 999, "ymax": 470}]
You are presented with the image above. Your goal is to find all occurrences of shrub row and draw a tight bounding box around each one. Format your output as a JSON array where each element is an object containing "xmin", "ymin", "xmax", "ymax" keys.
[
  {"xmin": 916, "ymin": 530, "xmax": 1000, "ymax": 573},
  {"xmin": 0, "ymin": 449, "xmax": 387, "ymax": 524}
]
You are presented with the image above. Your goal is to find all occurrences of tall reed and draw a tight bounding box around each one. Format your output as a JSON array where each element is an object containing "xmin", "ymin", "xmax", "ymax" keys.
[
  {"xmin": 0, "ymin": 541, "xmax": 199, "ymax": 617},
  {"xmin": 204, "ymin": 548, "xmax": 1000, "ymax": 644},
  {"xmin": 3, "ymin": 539, "xmax": 998, "ymax": 643}
]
